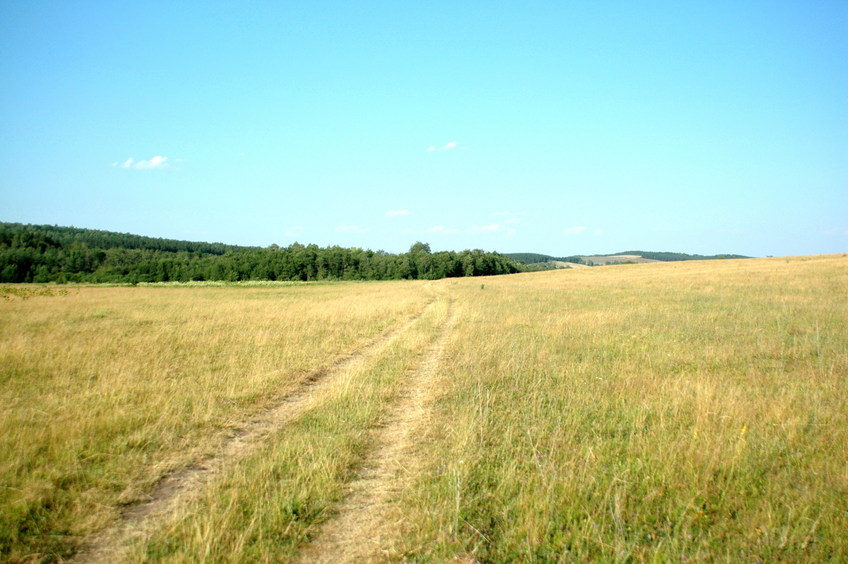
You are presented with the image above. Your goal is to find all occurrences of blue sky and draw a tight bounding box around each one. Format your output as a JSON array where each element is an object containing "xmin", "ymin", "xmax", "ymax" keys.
[{"xmin": 1, "ymin": 1, "xmax": 846, "ymax": 257}]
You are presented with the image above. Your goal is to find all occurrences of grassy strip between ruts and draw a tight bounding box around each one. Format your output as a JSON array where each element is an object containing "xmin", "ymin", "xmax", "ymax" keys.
[{"xmin": 126, "ymin": 292, "xmax": 450, "ymax": 561}]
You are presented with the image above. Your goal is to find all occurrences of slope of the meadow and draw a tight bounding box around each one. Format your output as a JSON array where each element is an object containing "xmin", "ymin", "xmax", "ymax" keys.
[
  {"xmin": 389, "ymin": 255, "xmax": 847, "ymax": 561},
  {"xmin": 1, "ymin": 255, "xmax": 846, "ymax": 562}
]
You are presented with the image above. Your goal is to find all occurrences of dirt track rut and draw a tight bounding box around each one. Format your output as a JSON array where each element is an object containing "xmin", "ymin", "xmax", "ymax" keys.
[
  {"xmin": 72, "ymin": 297, "xmax": 439, "ymax": 563},
  {"xmin": 297, "ymin": 299, "xmax": 456, "ymax": 563}
]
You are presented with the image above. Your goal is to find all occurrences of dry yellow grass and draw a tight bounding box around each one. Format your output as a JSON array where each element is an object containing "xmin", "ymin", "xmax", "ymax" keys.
[
  {"xmin": 389, "ymin": 255, "xmax": 848, "ymax": 562},
  {"xmin": 0, "ymin": 281, "xmax": 430, "ymax": 561},
  {"xmin": 129, "ymin": 289, "xmax": 452, "ymax": 563},
  {"xmin": 2, "ymin": 255, "xmax": 846, "ymax": 562}
]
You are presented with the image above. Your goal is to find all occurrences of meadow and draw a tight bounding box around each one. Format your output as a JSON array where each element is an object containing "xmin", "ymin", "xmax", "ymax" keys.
[{"xmin": 1, "ymin": 255, "xmax": 846, "ymax": 562}]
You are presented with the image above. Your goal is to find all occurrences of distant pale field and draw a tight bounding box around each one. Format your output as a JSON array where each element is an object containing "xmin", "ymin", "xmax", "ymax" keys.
[
  {"xmin": 1, "ymin": 255, "xmax": 846, "ymax": 562},
  {"xmin": 579, "ymin": 255, "xmax": 659, "ymax": 265}
]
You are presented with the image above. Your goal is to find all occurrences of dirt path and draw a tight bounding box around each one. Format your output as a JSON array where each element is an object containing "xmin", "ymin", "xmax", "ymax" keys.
[
  {"xmin": 296, "ymin": 299, "xmax": 456, "ymax": 563},
  {"xmin": 72, "ymin": 297, "xmax": 439, "ymax": 563}
]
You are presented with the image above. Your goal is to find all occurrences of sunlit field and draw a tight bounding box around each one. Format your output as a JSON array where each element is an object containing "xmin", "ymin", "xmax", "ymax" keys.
[
  {"xmin": 1, "ymin": 255, "xmax": 846, "ymax": 562},
  {"xmin": 391, "ymin": 255, "xmax": 848, "ymax": 562},
  {"xmin": 0, "ymin": 281, "xmax": 432, "ymax": 561}
]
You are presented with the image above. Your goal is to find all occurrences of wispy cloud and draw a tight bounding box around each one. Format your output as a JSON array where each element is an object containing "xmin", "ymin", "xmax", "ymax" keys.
[
  {"xmin": 563, "ymin": 226, "xmax": 588, "ymax": 235},
  {"xmin": 284, "ymin": 226, "xmax": 304, "ymax": 237},
  {"xmin": 337, "ymin": 225, "xmax": 370, "ymax": 233},
  {"xmin": 426, "ymin": 141, "xmax": 466, "ymax": 152},
  {"xmin": 385, "ymin": 209, "xmax": 409, "ymax": 217},
  {"xmin": 113, "ymin": 155, "xmax": 170, "ymax": 170}
]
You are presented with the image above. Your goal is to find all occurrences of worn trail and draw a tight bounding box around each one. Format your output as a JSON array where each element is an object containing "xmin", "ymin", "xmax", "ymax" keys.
[
  {"xmin": 72, "ymin": 298, "xmax": 438, "ymax": 563},
  {"xmin": 297, "ymin": 299, "xmax": 456, "ymax": 563}
]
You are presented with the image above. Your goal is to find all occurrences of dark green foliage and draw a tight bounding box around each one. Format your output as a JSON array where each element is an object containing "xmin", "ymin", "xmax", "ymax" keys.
[
  {"xmin": 0, "ymin": 223, "xmax": 250, "ymax": 255},
  {"xmin": 0, "ymin": 224, "xmax": 523, "ymax": 283},
  {"xmin": 506, "ymin": 253, "xmax": 585, "ymax": 265},
  {"xmin": 505, "ymin": 252, "xmax": 556, "ymax": 264}
]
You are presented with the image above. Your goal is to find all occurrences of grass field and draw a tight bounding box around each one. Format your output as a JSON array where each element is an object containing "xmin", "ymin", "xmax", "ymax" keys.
[{"xmin": 1, "ymin": 255, "xmax": 846, "ymax": 562}]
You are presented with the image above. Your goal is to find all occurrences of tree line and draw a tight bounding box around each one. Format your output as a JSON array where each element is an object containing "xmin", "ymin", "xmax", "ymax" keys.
[
  {"xmin": 505, "ymin": 253, "xmax": 586, "ymax": 264},
  {"xmin": 0, "ymin": 223, "xmax": 523, "ymax": 283}
]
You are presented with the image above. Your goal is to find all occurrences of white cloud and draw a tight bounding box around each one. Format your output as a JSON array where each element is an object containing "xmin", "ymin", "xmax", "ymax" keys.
[
  {"xmin": 386, "ymin": 209, "xmax": 409, "ymax": 217},
  {"xmin": 140, "ymin": 156, "xmax": 168, "ymax": 169},
  {"xmin": 285, "ymin": 226, "xmax": 304, "ymax": 237},
  {"xmin": 337, "ymin": 225, "xmax": 370, "ymax": 233},
  {"xmin": 563, "ymin": 226, "xmax": 588, "ymax": 235},
  {"xmin": 427, "ymin": 141, "xmax": 465, "ymax": 152},
  {"xmin": 114, "ymin": 155, "xmax": 170, "ymax": 170}
]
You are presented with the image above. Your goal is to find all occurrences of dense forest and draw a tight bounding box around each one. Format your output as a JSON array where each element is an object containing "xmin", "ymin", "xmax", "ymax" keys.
[{"xmin": 0, "ymin": 223, "xmax": 523, "ymax": 283}]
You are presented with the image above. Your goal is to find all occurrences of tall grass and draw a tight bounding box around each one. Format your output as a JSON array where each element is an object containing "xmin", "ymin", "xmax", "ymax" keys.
[
  {"xmin": 0, "ymin": 282, "xmax": 430, "ymax": 561},
  {"xmin": 130, "ymin": 292, "xmax": 451, "ymax": 562},
  {"xmin": 3, "ymin": 256, "xmax": 846, "ymax": 562},
  {"xmin": 390, "ymin": 256, "xmax": 848, "ymax": 561}
]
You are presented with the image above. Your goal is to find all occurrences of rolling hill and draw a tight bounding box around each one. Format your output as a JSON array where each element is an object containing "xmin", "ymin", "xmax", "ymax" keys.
[{"xmin": 507, "ymin": 250, "xmax": 750, "ymax": 268}]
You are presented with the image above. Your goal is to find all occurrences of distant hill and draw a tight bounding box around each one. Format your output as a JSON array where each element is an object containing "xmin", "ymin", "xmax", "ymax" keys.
[
  {"xmin": 615, "ymin": 250, "xmax": 750, "ymax": 262},
  {"xmin": 578, "ymin": 254, "xmax": 658, "ymax": 266},
  {"xmin": 507, "ymin": 251, "xmax": 749, "ymax": 266},
  {"xmin": 0, "ymin": 223, "xmax": 254, "ymax": 255}
]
